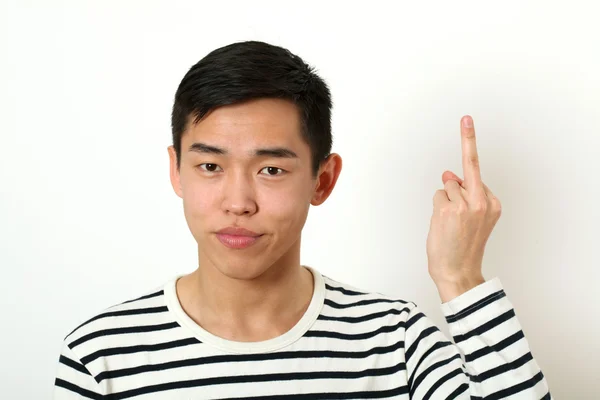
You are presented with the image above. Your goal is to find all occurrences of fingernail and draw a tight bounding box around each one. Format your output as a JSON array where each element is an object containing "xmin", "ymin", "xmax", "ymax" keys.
[{"xmin": 462, "ymin": 116, "xmax": 473, "ymax": 128}]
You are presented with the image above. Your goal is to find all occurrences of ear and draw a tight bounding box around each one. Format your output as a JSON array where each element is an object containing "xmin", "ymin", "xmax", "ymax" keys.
[
  {"xmin": 311, "ymin": 153, "xmax": 343, "ymax": 206},
  {"xmin": 168, "ymin": 146, "xmax": 183, "ymax": 198}
]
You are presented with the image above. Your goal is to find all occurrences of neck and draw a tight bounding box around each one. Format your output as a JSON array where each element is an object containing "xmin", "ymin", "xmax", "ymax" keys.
[{"xmin": 176, "ymin": 244, "xmax": 314, "ymax": 342}]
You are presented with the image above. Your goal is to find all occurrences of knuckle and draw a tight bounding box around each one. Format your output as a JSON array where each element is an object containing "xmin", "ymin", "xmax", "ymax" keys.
[
  {"xmin": 433, "ymin": 190, "xmax": 444, "ymax": 205},
  {"xmin": 439, "ymin": 205, "xmax": 453, "ymax": 216},
  {"xmin": 472, "ymin": 200, "xmax": 487, "ymax": 212},
  {"xmin": 493, "ymin": 199, "xmax": 502, "ymax": 215},
  {"xmin": 492, "ymin": 197, "xmax": 501, "ymax": 209},
  {"xmin": 469, "ymin": 155, "xmax": 480, "ymax": 168}
]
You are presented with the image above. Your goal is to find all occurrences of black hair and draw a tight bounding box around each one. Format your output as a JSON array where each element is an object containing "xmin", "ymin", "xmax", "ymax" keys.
[{"xmin": 171, "ymin": 41, "xmax": 332, "ymax": 177}]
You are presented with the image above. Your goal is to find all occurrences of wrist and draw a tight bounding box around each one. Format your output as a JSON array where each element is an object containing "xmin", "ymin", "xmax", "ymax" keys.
[{"xmin": 433, "ymin": 273, "xmax": 486, "ymax": 303}]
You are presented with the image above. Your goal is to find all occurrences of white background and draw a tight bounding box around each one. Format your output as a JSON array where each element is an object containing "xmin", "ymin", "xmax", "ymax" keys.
[{"xmin": 1, "ymin": 0, "xmax": 599, "ymax": 398}]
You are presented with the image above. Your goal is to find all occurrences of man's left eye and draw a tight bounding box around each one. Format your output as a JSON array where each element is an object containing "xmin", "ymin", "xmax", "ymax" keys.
[{"xmin": 260, "ymin": 167, "xmax": 284, "ymax": 176}]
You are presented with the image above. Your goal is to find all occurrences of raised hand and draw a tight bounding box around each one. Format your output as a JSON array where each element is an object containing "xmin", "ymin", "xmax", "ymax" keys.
[{"xmin": 426, "ymin": 115, "xmax": 502, "ymax": 302}]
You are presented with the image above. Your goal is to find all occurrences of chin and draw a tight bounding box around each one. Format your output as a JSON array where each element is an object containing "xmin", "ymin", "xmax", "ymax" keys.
[{"xmin": 214, "ymin": 259, "xmax": 273, "ymax": 281}]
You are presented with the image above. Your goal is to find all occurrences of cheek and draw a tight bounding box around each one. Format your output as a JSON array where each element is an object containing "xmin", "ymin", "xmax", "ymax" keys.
[
  {"xmin": 181, "ymin": 182, "xmax": 216, "ymax": 223},
  {"xmin": 260, "ymin": 185, "xmax": 311, "ymax": 230}
]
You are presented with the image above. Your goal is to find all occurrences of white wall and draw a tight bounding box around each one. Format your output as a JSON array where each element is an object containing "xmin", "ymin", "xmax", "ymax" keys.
[{"xmin": 1, "ymin": 0, "xmax": 598, "ymax": 398}]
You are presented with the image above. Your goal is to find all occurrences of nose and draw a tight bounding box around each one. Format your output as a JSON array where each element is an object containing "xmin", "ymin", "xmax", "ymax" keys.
[{"xmin": 221, "ymin": 169, "xmax": 258, "ymax": 216}]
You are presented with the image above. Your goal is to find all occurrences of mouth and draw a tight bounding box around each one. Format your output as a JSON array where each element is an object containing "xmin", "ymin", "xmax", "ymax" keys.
[
  {"xmin": 215, "ymin": 227, "xmax": 263, "ymax": 249},
  {"xmin": 216, "ymin": 233, "xmax": 262, "ymax": 249}
]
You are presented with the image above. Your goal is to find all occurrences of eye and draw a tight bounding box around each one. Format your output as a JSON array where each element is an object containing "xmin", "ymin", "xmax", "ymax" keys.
[
  {"xmin": 259, "ymin": 166, "xmax": 284, "ymax": 176},
  {"xmin": 198, "ymin": 163, "xmax": 222, "ymax": 172}
]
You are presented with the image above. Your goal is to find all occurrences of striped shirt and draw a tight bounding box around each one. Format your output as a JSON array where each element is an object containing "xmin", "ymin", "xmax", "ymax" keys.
[{"xmin": 53, "ymin": 266, "xmax": 552, "ymax": 399}]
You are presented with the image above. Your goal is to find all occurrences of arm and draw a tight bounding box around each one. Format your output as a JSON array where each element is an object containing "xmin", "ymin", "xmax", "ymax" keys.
[
  {"xmin": 53, "ymin": 341, "xmax": 103, "ymax": 399},
  {"xmin": 405, "ymin": 278, "xmax": 552, "ymax": 399}
]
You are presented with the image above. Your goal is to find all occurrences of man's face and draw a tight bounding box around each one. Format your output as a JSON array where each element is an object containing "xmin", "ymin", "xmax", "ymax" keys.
[{"xmin": 169, "ymin": 98, "xmax": 319, "ymax": 280}]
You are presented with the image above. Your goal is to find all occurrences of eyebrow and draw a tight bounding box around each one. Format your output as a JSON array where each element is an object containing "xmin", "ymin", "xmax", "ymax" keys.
[{"xmin": 188, "ymin": 142, "xmax": 298, "ymax": 158}]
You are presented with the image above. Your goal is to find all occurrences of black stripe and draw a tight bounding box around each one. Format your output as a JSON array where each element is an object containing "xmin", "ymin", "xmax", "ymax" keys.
[
  {"xmin": 68, "ymin": 306, "xmax": 169, "ymax": 338},
  {"xmin": 325, "ymin": 283, "xmax": 368, "ymax": 296},
  {"xmin": 406, "ymin": 309, "xmax": 425, "ymax": 330},
  {"xmin": 465, "ymin": 330, "xmax": 525, "ymax": 362},
  {"xmin": 122, "ymin": 289, "xmax": 164, "ymax": 304},
  {"xmin": 410, "ymin": 353, "xmax": 463, "ymax": 395},
  {"xmin": 55, "ymin": 378, "xmax": 103, "ymax": 400},
  {"xmin": 89, "ymin": 306, "xmax": 168, "ymax": 321},
  {"xmin": 540, "ymin": 391, "xmax": 552, "ymax": 400},
  {"xmin": 96, "ymin": 339, "xmax": 407, "ymax": 382},
  {"xmin": 421, "ymin": 366, "xmax": 464, "ymax": 400},
  {"xmin": 59, "ymin": 355, "xmax": 92, "ymax": 376},
  {"xmin": 217, "ymin": 385, "xmax": 410, "ymax": 400},
  {"xmin": 305, "ymin": 318, "xmax": 406, "ymax": 341},
  {"xmin": 69, "ymin": 322, "xmax": 179, "ymax": 349},
  {"xmin": 471, "ymin": 351, "xmax": 534, "ymax": 383},
  {"xmin": 447, "ymin": 382, "xmax": 469, "ymax": 399},
  {"xmin": 405, "ymin": 326, "xmax": 439, "ymax": 363},
  {"xmin": 453, "ymin": 309, "xmax": 516, "ymax": 344},
  {"xmin": 104, "ymin": 362, "xmax": 408, "ymax": 400},
  {"xmin": 82, "ymin": 337, "xmax": 199, "ymax": 365},
  {"xmin": 486, "ymin": 370, "xmax": 546, "ymax": 400},
  {"xmin": 445, "ymin": 290, "xmax": 505, "ymax": 323},
  {"xmin": 318, "ymin": 305, "xmax": 411, "ymax": 323},
  {"xmin": 324, "ymin": 297, "xmax": 407, "ymax": 310},
  {"xmin": 408, "ymin": 340, "xmax": 453, "ymax": 388},
  {"xmin": 65, "ymin": 290, "xmax": 164, "ymax": 338}
]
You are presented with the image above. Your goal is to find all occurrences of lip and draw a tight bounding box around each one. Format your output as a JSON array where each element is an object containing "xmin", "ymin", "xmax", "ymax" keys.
[
  {"xmin": 215, "ymin": 226, "xmax": 263, "ymax": 249},
  {"xmin": 216, "ymin": 227, "xmax": 261, "ymax": 237}
]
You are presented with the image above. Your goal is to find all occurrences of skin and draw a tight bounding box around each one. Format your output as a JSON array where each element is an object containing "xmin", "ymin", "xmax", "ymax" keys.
[
  {"xmin": 427, "ymin": 116, "xmax": 502, "ymax": 302},
  {"xmin": 168, "ymin": 98, "xmax": 342, "ymax": 341},
  {"xmin": 168, "ymin": 99, "xmax": 501, "ymax": 341}
]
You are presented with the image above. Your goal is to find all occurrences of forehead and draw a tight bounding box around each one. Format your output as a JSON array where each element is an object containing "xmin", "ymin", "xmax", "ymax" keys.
[{"xmin": 183, "ymin": 98, "xmax": 305, "ymax": 150}]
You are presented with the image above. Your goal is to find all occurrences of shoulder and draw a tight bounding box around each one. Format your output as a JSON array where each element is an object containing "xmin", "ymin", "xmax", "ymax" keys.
[
  {"xmin": 311, "ymin": 273, "xmax": 422, "ymax": 347},
  {"xmin": 320, "ymin": 273, "xmax": 418, "ymax": 318},
  {"xmin": 62, "ymin": 281, "xmax": 174, "ymax": 359}
]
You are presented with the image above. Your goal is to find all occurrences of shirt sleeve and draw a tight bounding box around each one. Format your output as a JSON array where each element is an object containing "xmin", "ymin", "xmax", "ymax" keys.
[
  {"xmin": 53, "ymin": 341, "xmax": 103, "ymax": 399},
  {"xmin": 404, "ymin": 277, "xmax": 553, "ymax": 399}
]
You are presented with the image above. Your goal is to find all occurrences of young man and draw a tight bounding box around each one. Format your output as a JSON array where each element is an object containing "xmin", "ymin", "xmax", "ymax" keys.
[{"xmin": 53, "ymin": 41, "xmax": 552, "ymax": 399}]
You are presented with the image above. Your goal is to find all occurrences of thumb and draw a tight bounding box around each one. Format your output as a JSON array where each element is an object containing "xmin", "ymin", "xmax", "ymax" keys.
[{"xmin": 442, "ymin": 170, "xmax": 464, "ymax": 186}]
